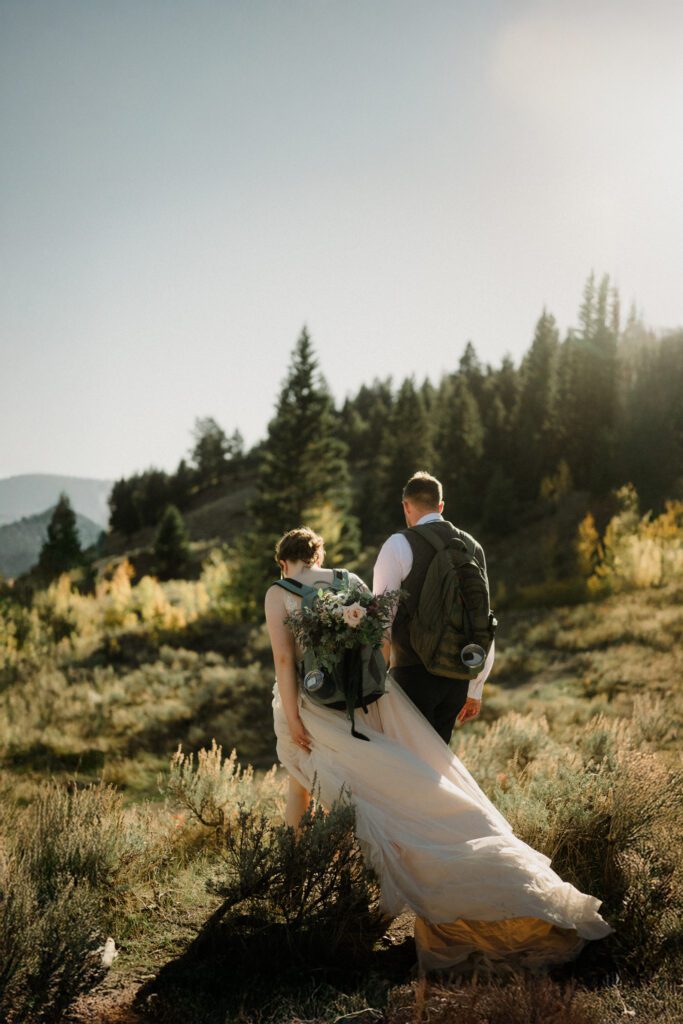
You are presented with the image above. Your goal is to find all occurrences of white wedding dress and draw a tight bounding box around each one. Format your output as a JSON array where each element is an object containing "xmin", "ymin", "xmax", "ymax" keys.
[{"xmin": 272, "ymin": 607, "xmax": 612, "ymax": 974}]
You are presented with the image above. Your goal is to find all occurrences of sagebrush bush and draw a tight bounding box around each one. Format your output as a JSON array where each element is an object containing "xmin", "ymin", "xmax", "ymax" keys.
[
  {"xmin": 164, "ymin": 769, "xmax": 384, "ymax": 966},
  {"xmin": 135, "ymin": 793, "xmax": 386, "ymax": 1021},
  {"xmin": 0, "ymin": 643, "xmax": 276, "ymax": 781},
  {"xmin": 161, "ymin": 739, "xmax": 286, "ymax": 829},
  {"xmin": 0, "ymin": 775, "xmax": 205, "ymax": 1023},
  {"xmin": 16, "ymin": 781, "xmax": 144, "ymax": 902},
  {"xmin": 462, "ymin": 712, "xmax": 683, "ymax": 977},
  {"xmin": 0, "ymin": 864, "xmax": 107, "ymax": 1024},
  {"xmin": 456, "ymin": 711, "xmax": 553, "ymax": 790},
  {"xmin": 0, "ymin": 780, "xmax": 136, "ymax": 1022},
  {"xmin": 205, "ymin": 792, "xmax": 384, "ymax": 966}
]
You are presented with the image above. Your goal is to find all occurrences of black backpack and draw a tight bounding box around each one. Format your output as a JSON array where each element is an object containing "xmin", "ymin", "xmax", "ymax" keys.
[
  {"xmin": 404, "ymin": 524, "xmax": 497, "ymax": 680},
  {"xmin": 273, "ymin": 569, "xmax": 386, "ymax": 740}
]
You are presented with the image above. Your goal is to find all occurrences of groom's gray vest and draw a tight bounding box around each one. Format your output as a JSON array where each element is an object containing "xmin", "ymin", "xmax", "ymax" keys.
[{"xmin": 391, "ymin": 520, "xmax": 485, "ymax": 670}]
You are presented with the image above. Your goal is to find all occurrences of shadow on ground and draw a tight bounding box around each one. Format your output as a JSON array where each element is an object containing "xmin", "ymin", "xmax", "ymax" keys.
[{"xmin": 131, "ymin": 909, "xmax": 416, "ymax": 1024}]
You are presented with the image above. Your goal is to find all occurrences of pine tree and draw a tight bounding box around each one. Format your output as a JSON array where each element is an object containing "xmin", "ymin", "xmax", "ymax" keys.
[
  {"xmin": 515, "ymin": 309, "xmax": 560, "ymax": 497},
  {"xmin": 621, "ymin": 329, "xmax": 683, "ymax": 508},
  {"xmin": 134, "ymin": 469, "xmax": 172, "ymax": 528},
  {"xmin": 433, "ymin": 372, "xmax": 484, "ymax": 525},
  {"xmin": 609, "ymin": 286, "xmax": 621, "ymax": 338},
  {"xmin": 154, "ymin": 504, "xmax": 191, "ymax": 580},
  {"xmin": 590, "ymin": 275, "xmax": 619, "ymax": 483},
  {"xmin": 595, "ymin": 272, "xmax": 610, "ymax": 334},
  {"xmin": 458, "ymin": 342, "xmax": 487, "ymax": 408},
  {"xmin": 38, "ymin": 492, "xmax": 84, "ymax": 579},
  {"xmin": 556, "ymin": 274, "xmax": 620, "ymax": 491},
  {"xmin": 108, "ymin": 477, "xmax": 141, "ymax": 535},
  {"xmin": 480, "ymin": 354, "xmax": 519, "ymax": 490},
  {"xmin": 240, "ymin": 328, "xmax": 358, "ymax": 605},
  {"xmin": 578, "ymin": 269, "xmax": 596, "ymax": 342},
  {"xmin": 339, "ymin": 378, "xmax": 394, "ymax": 545},
  {"xmin": 170, "ymin": 457, "xmax": 196, "ymax": 509},
  {"xmin": 381, "ymin": 377, "xmax": 435, "ymax": 532},
  {"xmin": 190, "ymin": 417, "xmax": 241, "ymax": 488}
]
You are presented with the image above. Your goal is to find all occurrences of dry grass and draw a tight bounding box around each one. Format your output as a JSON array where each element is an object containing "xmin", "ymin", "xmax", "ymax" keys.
[{"xmin": 1, "ymin": 566, "xmax": 682, "ymax": 1022}]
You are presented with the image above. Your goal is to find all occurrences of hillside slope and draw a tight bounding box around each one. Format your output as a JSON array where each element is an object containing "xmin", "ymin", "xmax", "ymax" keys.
[
  {"xmin": 0, "ymin": 506, "xmax": 103, "ymax": 577},
  {"xmin": 102, "ymin": 476, "xmax": 256, "ymax": 560},
  {"xmin": 0, "ymin": 473, "xmax": 113, "ymax": 527}
]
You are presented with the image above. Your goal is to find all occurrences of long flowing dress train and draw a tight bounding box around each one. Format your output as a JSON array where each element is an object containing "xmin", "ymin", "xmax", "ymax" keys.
[{"xmin": 272, "ymin": 671, "xmax": 612, "ymax": 973}]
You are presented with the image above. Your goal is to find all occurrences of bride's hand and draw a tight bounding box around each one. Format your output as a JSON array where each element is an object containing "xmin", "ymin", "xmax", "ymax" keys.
[{"xmin": 288, "ymin": 713, "xmax": 313, "ymax": 752}]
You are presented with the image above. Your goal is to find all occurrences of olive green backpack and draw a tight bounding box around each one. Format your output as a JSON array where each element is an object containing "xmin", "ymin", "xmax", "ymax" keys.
[
  {"xmin": 405, "ymin": 525, "xmax": 497, "ymax": 680},
  {"xmin": 274, "ymin": 569, "xmax": 386, "ymax": 740}
]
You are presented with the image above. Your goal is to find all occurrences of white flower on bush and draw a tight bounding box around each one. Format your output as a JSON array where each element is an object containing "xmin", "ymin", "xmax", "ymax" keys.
[{"xmin": 342, "ymin": 602, "xmax": 366, "ymax": 628}]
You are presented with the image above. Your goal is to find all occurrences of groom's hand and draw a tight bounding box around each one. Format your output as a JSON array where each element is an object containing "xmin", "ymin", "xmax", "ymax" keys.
[{"xmin": 456, "ymin": 698, "xmax": 481, "ymax": 725}]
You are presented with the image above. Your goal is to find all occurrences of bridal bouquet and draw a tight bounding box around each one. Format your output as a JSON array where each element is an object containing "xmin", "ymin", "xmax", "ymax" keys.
[{"xmin": 284, "ymin": 581, "xmax": 401, "ymax": 673}]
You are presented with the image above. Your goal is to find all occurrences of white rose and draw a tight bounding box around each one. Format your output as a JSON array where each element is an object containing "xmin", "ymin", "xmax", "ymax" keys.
[{"xmin": 342, "ymin": 602, "xmax": 367, "ymax": 628}]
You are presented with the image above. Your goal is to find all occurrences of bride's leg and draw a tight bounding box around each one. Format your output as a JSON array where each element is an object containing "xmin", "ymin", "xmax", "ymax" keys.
[{"xmin": 285, "ymin": 774, "xmax": 311, "ymax": 829}]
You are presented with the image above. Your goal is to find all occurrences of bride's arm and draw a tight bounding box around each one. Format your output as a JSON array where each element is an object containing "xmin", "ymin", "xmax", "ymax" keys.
[{"xmin": 264, "ymin": 587, "xmax": 312, "ymax": 751}]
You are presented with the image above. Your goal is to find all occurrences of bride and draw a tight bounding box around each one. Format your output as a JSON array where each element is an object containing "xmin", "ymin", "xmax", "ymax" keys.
[{"xmin": 264, "ymin": 526, "xmax": 612, "ymax": 974}]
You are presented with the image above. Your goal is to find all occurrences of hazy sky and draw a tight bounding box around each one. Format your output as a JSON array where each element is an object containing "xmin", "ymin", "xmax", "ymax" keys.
[{"xmin": 2, "ymin": 0, "xmax": 682, "ymax": 481}]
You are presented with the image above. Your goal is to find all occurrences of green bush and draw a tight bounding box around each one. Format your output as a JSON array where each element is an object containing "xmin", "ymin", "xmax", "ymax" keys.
[
  {"xmin": 0, "ymin": 780, "xmax": 134, "ymax": 1022},
  {"xmin": 0, "ymin": 774, "xmax": 205, "ymax": 1022},
  {"xmin": 0, "ymin": 644, "xmax": 277, "ymax": 782},
  {"xmin": 136, "ymin": 793, "xmax": 386, "ymax": 1021},
  {"xmin": 461, "ymin": 713, "xmax": 683, "ymax": 978},
  {"xmin": 207, "ymin": 793, "xmax": 384, "ymax": 966},
  {"xmin": 0, "ymin": 867, "xmax": 106, "ymax": 1024},
  {"xmin": 161, "ymin": 739, "xmax": 286, "ymax": 829}
]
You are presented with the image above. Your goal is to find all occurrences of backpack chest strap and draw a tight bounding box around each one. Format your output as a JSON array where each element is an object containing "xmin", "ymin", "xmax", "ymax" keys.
[{"xmin": 272, "ymin": 570, "xmax": 348, "ymax": 599}]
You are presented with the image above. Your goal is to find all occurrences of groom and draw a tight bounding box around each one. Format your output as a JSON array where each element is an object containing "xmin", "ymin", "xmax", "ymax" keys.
[{"xmin": 372, "ymin": 471, "xmax": 494, "ymax": 744}]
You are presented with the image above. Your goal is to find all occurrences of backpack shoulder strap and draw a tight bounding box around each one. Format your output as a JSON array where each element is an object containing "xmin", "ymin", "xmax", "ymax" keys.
[
  {"xmin": 408, "ymin": 523, "xmax": 470, "ymax": 555},
  {"xmin": 271, "ymin": 578, "xmax": 319, "ymax": 599},
  {"xmin": 331, "ymin": 568, "xmax": 350, "ymax": 590},
  {"xmin": 407, "ymin": 524, "xmax": 446, "ymax": 553}
]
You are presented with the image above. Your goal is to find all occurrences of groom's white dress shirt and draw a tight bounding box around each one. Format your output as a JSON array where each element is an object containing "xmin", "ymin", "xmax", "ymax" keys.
[{"xmin": 372, "ymin": 511, "xmax": 494, "ymax": 701}]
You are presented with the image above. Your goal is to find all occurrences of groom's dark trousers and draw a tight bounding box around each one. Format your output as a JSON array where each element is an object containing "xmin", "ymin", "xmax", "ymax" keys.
[
  {"xmin": 388, "ymin": 521, "xmax": 478, "ymax": 744},
  {"xmin": 391, "ymin": 666, "xmax": 469, "ymax": 745}
]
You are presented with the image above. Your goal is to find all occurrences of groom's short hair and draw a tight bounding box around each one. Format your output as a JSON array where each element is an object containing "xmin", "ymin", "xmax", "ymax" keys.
[{"xmin": 402, "ymin": 472, "xmax": 443, "ymax": 509}]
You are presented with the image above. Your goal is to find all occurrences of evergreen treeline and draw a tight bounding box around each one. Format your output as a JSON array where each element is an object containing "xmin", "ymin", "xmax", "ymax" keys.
[
  {"xmin": 340, "ymin": 273, "xmax": 682, "ymax": 545},
  {"xmin": 108, "ymin": 420, "xmax": 246, "ymax": 535},
  {"xmin": 106, "ymin": 273, "xmax": 683, "ymax": 578}
]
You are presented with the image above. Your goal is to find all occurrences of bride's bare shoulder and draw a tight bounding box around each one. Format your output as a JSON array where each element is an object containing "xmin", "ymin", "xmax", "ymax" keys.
[{"xmin": 264, "ymin": 583, "xmax": 288, "ymax": 612}]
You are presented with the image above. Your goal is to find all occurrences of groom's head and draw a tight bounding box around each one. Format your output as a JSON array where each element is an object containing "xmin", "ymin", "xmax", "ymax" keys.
[{"xmin": 402, "ymin": 472, "xmax": 444, "ymax": 527}]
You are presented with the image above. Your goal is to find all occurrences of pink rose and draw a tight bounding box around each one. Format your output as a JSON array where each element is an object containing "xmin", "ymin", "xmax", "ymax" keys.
[{"xmin": 342, "ymin": 602, "xmax": 367, "ymax": 628}]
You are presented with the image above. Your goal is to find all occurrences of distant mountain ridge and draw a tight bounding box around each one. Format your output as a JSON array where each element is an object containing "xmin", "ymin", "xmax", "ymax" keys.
[
  {"xmin": 0, "ymin": 506, "xmax": 104, "ymax": 578},
  {"xmin": 0, "ymin": 474, "xmax": 114, "ymax": 529}
]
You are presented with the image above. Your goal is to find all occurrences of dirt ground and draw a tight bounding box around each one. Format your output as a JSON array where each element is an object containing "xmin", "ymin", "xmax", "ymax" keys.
[{"xmin": 67, "ymin": 912, "xmax": 417, "ymax": 1023}]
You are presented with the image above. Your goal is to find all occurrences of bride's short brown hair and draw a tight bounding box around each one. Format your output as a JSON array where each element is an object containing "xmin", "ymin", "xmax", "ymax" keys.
[{"xmin": 275, "ymin": 527, "xmax": 325, "ymax": 567}]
